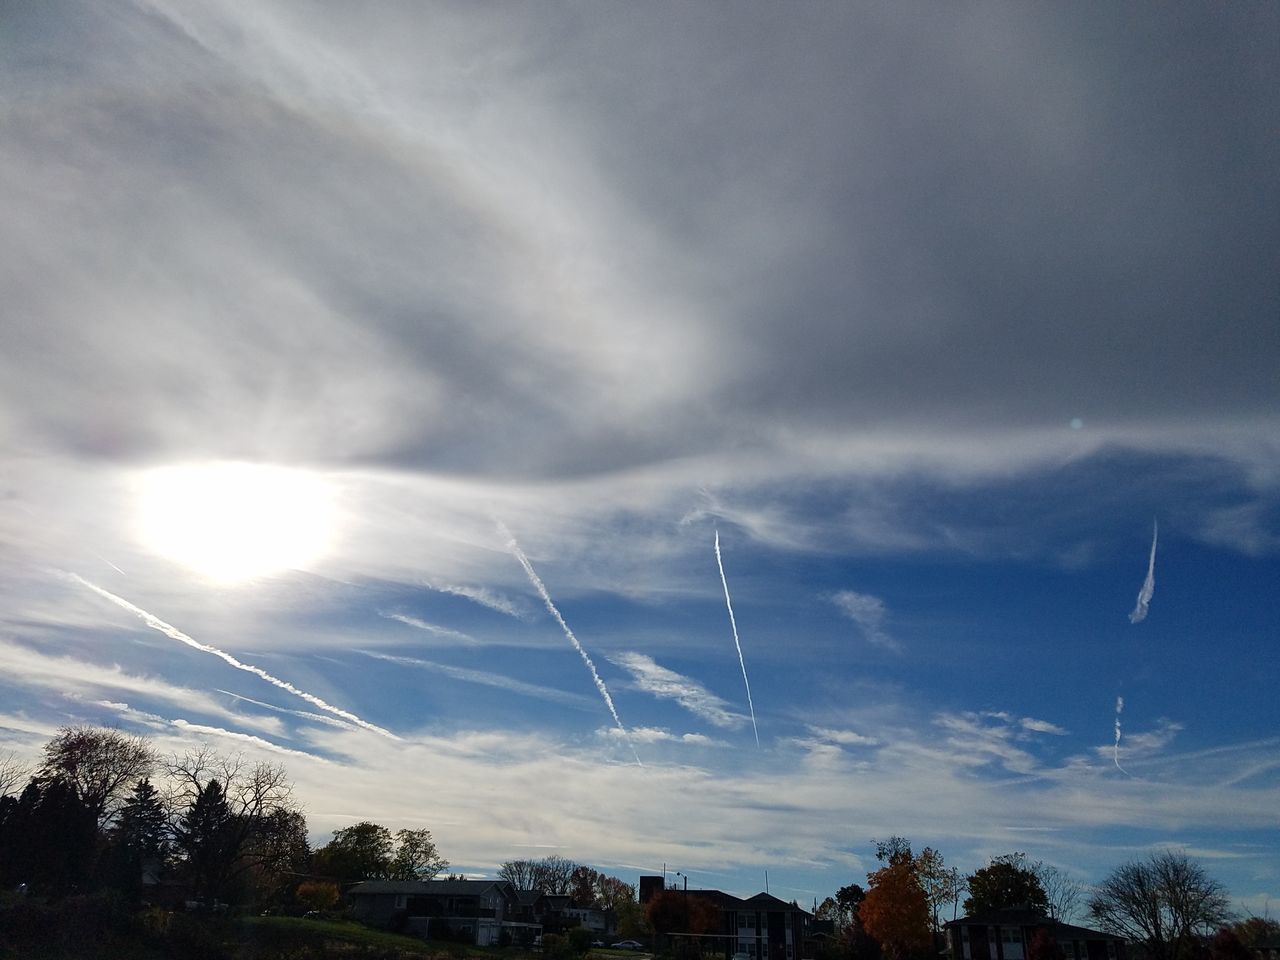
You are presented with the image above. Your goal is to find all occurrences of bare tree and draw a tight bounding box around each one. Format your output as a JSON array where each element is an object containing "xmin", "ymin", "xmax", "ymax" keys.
[
  {"xmin": 1088, "ymin": 851, "xmax": 1233, "ymax": 960},
  {"xmin": 166, "ymin": 746, "xmax": 298, "ymax": 900},
  {"xmin": 39, "ymin": 726, "xmax": 156, "ymax": 827},
  {"xmin": 1036, "ymin": 863, "xmax": 1083, "ymax": 924},
  {"xmin": 0, "ymin": 749, "xmax": 30, "ymax": 798},
  {"xmin": 533, "ymin": 854, "xmax": 577, "ymax": 895},
  {"xmin": 499, "ymin": 858, "xmax": 540, "ymax": 889},
  {"xmin": 498, "ymin": 855, "xmax": 577, "ymax": 893}
]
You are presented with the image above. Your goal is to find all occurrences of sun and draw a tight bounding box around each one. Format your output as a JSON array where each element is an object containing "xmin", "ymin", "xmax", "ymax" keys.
[{"xmin": 134, "ymin": 462, "xmax": 338, "ymax": 584}]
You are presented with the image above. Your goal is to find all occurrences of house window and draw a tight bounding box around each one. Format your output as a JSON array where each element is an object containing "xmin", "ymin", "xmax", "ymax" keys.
[
  {"xmin": 1003, "ymin": 929, "xmax": 1022, "ymax": 944},
  {"xmin": 395, "ymin": 895, "xmax": 406, "ymax": 909}
]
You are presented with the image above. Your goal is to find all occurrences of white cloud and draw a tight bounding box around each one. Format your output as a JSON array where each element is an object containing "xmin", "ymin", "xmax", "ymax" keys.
[
  {"xmin": 423, "ymin": 583, "xmax": 534, "ymax": 621},
  {"xmin": 808, "ymin": 726, "xmax": 879, "ymax": 747},
  {"xmin": 361, "ymin": 651, "xmax": 594, "ymax": 708},
  {"xmin": 612, "ymin": 652, "xmax": 747, "ymax": 730},
  {"xmin": 382, "ymin": 612, "xmax": 477, "ymax": 644},
  {"xmin": 1021, "ymin": 717, "xmax": 1069, "ymax": 736},
  {"xmin": 831, "ymin": 591, "xmax": 899, "ymax": 651}
]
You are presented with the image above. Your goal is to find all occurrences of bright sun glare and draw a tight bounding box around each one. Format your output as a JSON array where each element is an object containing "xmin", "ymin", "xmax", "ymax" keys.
[{"xmin": 135, "ymin": 462, "xmax": 337, "ymax": 584}]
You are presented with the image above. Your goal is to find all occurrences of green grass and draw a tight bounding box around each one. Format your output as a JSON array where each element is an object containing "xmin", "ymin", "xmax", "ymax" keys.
[{"xmin": 239, "ymin": 915, "xmax": 448, "ymax": 954}]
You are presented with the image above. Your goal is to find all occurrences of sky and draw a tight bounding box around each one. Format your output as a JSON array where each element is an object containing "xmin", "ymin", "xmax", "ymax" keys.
[{"xmin": 2, "ymin": 0, "xmax": 1279, "ymax": 917}]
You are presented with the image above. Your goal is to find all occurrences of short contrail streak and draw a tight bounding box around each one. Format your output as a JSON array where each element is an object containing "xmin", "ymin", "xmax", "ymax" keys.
[
  {"xmin": 498, "ymin": 524, "xmax": 641, "ymax": 766},
  {"xmin": 715, "ymin": 530, "xmax": 759, "ymax": 747},
  {"xmin": 68, "ymin": 573, "xmax": 398, "ymax": 740},
  {"xmin": 1128, "ymin": 519, "xmax": 1158, "ymax": 623},
  {"xmin": 1113, "ymin": 696, "xmax": 1129, "ymax": 775}
]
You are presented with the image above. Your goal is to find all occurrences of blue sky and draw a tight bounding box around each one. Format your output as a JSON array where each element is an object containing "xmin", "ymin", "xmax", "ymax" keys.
[{"xmin": 2, "ymin": 0, "xmax": 1278, "ymax": 918}]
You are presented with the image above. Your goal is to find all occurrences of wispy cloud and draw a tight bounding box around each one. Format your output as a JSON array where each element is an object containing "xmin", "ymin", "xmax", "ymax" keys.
[
  {"xmin": 831, "ymin": 590, "xmax": 900, "ymax": 651},
  {"xmin": 382, "ymin": 612, "xmax": 477, "ymax": 644},
  {"xmin": 808, "ymin": 725, "xmax": 879, "ymax": 746},
  {"xmin": 361, "ymin": 651, "xmax": 593, "ymax": 708},
  {"xmin": 424, "ymin": 582, "xmax": 533, "ymax": 621},
  {"xmin": 1021, "ymin": 717, "xmax": 1068, "ymax": 736},
  {"xmin": 1129, "ymin": 519, "xmax": 1158, "ymax": 623},
  {"xmin": 601, "ymin": 726, "xmax": 724, "ymax": 747},
  {"xmin": 612, "ymin": 652, "xmax": 747, "ymax": 730}
]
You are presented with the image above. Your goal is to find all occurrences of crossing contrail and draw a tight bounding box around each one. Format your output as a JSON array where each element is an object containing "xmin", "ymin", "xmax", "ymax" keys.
[
  {"xmin": 1128, "ymin": 519, "xmax": 1158, "ymax": 624},
  {"xmin": 67, "ymin": 573, "xmax": 399, "ymax": 740},
  {"xmin": 715, "ymin": 530, "xmax": 759, "ymax": 747},
  {"xmin": 498, "ymin": 524, "xmax": 641, "ymax": 766},
  {"xmin": 1113, "ymin": 696, "xmax": 1129, "ymax": 775}
]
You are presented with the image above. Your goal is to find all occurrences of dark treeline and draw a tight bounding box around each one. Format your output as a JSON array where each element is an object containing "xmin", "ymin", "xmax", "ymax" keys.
[{"xmin": 2, "ymin": 731, "xmax": 1275, "ymax": 960}]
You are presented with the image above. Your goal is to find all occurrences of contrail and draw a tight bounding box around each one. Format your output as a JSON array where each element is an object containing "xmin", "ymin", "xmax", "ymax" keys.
[
  {"xmin": 715, "ymin": 530, "xmax": 759, "ymax": 747},
  {"xmin": 67, "ymin": 573, "xmax": 399, "ymax": 740},
  {"xmin": 497, "ymin": 523, "xmax": 641, "ymax": 766},
  {"xmin": 1113, "ymin": 696, "xmax": 1130, "ymax": 775},
  {"xmin": 1128, "ymin": 519, "xmax": 1158, "ymax": 623}
]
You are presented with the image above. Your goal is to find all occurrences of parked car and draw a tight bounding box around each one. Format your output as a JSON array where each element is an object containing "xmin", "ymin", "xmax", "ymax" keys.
[{"xmin": 612, "ymin": 941, "xmax": 645, "ymax": 950}]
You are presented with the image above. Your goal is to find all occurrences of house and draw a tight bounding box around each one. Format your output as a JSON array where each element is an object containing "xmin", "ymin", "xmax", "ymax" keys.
[
  {"xmin": 514, "ymin": 889, "xmax": 575, "ymax": 934},
  {"xmin": 563, "ymin": 905, "xmax": 616, "ymax": 938},
  {"xmin": 946, "ymin": 908, "xmax": 1126, "ymax": 960},
  {"xmin": 639, "ymin": 876, "xmax": 811, "ymax": 960},
  {"xmin": 347, "ymin": 878, "xmax": 538, "ymax": 946}
]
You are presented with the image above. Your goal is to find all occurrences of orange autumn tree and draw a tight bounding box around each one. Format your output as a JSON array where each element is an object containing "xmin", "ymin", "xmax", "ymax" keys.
[{"xmin": 858, "ymin": 857, "xmax": 931, "ymax": 960}]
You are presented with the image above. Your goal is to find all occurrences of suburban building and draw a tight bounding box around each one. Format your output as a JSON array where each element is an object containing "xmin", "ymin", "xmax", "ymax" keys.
[
  {"xmin": 347, "ymin": 878, "xmax": 539, "ymax": 946},
  {"xmin": 639, "ymin": 876, "xmax": 811, "ymax": 960},
  {"xmin": 946, "ymin": 908, "xmax": 1126, "ymax": 960}
]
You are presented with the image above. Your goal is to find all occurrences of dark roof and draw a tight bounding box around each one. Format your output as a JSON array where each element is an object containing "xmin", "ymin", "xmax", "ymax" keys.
[
  {"xmin": 744, "ymin": 892, "xmax": 807, "ymax": 913},
  {"xmin": 946, "ymin": 910, "xmax": 1120, "ymax": 941},
  {"xmin": 348, "ymin": 879, "xmax": 515, "ymax": 898},
  {"xmin": 348, "ymin": 880, "xmax": 432, "ymax": 895},
  {"xmin": 682, "ymin": 889, "xmax": 809, "ymax": 916}
]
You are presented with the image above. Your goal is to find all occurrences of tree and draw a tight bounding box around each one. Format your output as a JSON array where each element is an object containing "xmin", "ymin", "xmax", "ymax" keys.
[
  {"xmin": 1035, "ymin": 864, "xmax": 1082, "ymax": 924},
  {"xmin": 818, "ymin": 884, "xmax": 867, "ymax": 932},
  {"xmin": 497, "ymin": 855, "xmax": 578, "ymax": 894},
  {"xmin": 1230, "ymin": 918, "xmax": 1280, "ymax": 949},
  {"xmin": 105, "ymin": 777, "xmax": 169, "ymax": 899},
  {"xmin": 243, "ymin": 807, "xmax": 311, "ymax": 907},
  {"xmin": 646, "ymin": 890, "xmax": 718, "ymax": 938},
  {"xmin": 167, "ymin": 747, "xmax": 299, "ymax": 902},
  {"xmin": 297, "ymin": 879, "xmax": 341, "ymax": 913},
  {"xmin": 0, "ymin": 776, "xmax": 97, "ymax": 894},
  {"xmin": 964, "ymin": 854, "xmax": 1048, "ymax": 915},
  {"xmin": 617, "ymin": 898, "xmax": 653, "ymax": 940},
  {"xmin": 390, "ymin": 828, "xmax": 448, "ymax": 881},
  {"xmin": 499, "ymin": 858, "xmax": 540, "ymax": 888},
  {"xmin": 39, "ymin": 726, "xmax": 156, "ymax": 828},
  {"xmin": 571, "ymin": 865, "xmax": 604, "ymax": 907},
  {"xmin": 597, "ymin": 874, "xmax": 637, "ymax": 913},
  {"xmin": 314, "ymin": 821, "xmax": 395, "ymax": 882},
  {"xmin": 859, "ymin": 858, "xmax": 931, "ymax": 960},
  {"xmin": 0, "ymin": 749, "xmax": 29, "ymax": 798},
  {"xmin": 174, "ymin": 777, "xmax": 233, "ymax": 899},
  {"xmin": 1087, "ymin": 851, "xmax": 1233, "ymax": 960},
  {"xmin": 1208, "ymin": 930, "xmax": 1252, "ymax": 960},
  {"xmin": 874, "ymin": 837, "xmax": 915, "ymax": 867},
  {"xmin": 534, "ymin": 854, "xmax": 577, "ymax": 895},
  {"xmin": 917, "ymin": 848, "xmax": 961, "ymax": 932}
]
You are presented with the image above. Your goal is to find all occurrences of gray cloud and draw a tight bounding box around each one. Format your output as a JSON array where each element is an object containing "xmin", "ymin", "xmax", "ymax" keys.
[{"xmin": 1, "ymin": 3, "xmax": 1275, "ymax": 484}]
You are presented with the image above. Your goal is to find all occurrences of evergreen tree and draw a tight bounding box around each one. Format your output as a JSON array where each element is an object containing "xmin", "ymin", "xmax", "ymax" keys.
[
  {"xmin": 106, "ymin": 778, "xmax": 169, "ymax": 899},
  {"xmin": 174, "ymin": 777, "xmax": 233, "ymax": 899}
]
